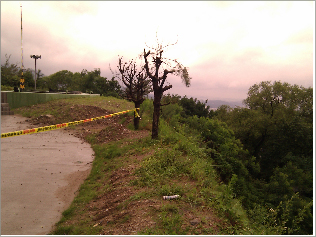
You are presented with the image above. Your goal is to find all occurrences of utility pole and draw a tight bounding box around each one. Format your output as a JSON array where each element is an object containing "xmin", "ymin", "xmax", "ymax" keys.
[
  {"xmin": 30, "ymin": 55, "xmax": 41, "ymax": 90},
  {"xmin": 20, "ymin": 4, "xmax": 24, "ymax": 91}
]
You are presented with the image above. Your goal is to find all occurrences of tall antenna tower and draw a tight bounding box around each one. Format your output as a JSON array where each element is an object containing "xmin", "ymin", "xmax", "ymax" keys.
[{"xmin": 20, "ymin": 4, "xmax": 24, "ymax": 91}]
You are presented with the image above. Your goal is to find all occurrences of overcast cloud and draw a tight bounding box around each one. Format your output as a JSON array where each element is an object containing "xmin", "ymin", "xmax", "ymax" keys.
[{"xmin": 1, "ymin": 1, "xmax": 314, "ymax": 102}]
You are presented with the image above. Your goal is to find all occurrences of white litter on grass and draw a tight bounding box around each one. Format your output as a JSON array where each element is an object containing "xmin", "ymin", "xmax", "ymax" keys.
[{"xmin": 163, "ymin": 195, "xmax": 180, "ymax": 200}]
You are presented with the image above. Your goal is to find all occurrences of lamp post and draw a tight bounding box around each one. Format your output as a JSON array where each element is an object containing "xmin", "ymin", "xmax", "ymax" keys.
[
  {"xmin": 30, "ymin": 55, "xmax": 41, "ymax": 90},
  {"xmin": 20, "ymin": 4, "xmax": 24, "ymax": 91}
]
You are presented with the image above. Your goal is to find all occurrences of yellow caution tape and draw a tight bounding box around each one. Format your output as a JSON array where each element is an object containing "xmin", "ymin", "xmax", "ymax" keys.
[
  {"xmin": 1, "ymin": 108, "xmax": 139, "ymax": 138},
  {"xmin": 135, "ymin": 108, "xmax": 140, "ymax": 118}
]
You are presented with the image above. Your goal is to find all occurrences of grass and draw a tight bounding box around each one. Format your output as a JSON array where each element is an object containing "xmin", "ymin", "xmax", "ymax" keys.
[
  {"xmin": 140, "ymin": 203, "xmax": 187, "ymax": 235},
  {"xmin": 62, "ymin": 96, "xmax": 134, "ymax": 112},
  {"xmin": 12, "ymin": 96, "xmax": 265, "ymax": 235}
]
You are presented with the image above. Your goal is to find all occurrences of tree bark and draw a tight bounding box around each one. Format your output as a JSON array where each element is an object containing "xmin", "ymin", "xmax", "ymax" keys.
[
  {"xmin": 134, "ymin": 101, "xmax": 141, "ymax": 130},
  {"xmin": 152, "ymin": 92, "xmax": 162, "ymax": 139},
  {"xmin": 143, "ymin": 49, "xmax": 175, "ymax": 139}
]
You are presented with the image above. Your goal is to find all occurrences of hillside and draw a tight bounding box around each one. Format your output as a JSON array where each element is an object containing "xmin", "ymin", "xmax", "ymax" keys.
[
  {"xmin": 12, "ymin": 96, "xmax": 250, "ymax": 235},
  {"xmin": 205, "ymin": 100, "xmax": 244, "ymax": 109},
  {"xmin": 147, "ymin": 93, "xmax": 244, "ymax": 109},
  {"xmin": 12, "ymin": 93, "xmax": 312, "ymax": 235}
]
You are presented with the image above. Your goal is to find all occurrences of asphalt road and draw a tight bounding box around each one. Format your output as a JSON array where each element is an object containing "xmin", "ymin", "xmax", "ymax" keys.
[{"xmin": 1, "ymin": 114, "xmax": 94, "ymax": 235}]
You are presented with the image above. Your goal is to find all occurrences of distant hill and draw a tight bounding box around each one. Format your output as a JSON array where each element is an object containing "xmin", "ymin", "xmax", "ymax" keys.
[
  {"xmin": 205, "ymin": 100, "xmax": 244, "ymax": 109},
  {"xmin": 146, "ymin": 94, "xmax": 244, "ymax": 109}
]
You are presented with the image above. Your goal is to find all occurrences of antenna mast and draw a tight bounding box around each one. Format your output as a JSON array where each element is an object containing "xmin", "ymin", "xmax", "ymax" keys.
[{"xmin": 20, "ymin": 4, "xmax": 24, "ymax": 91}]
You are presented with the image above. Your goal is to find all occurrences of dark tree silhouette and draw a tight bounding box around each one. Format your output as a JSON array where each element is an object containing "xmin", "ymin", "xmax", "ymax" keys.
[
  {"xmin": 143, "ymin": 38, "xmax": 191, "ymax": 139},
  {"xmin": 111, "ymin": 56, "xmax": 151, "ymax": 129}
]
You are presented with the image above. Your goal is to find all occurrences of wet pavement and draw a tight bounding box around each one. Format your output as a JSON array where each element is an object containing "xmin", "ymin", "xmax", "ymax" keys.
[{"xmin": 1, "ymin": 114, "xmax": 94, "ymax": 235}]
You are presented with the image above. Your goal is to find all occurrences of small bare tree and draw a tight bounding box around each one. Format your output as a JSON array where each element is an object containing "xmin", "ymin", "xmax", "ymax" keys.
[
  {"xmin": 111, "ymin": 56, "xmax": 151, "ymax": 129},
  {"xmin": 143, "ymin": 37, "xmax": 191, "ymax": 139}
]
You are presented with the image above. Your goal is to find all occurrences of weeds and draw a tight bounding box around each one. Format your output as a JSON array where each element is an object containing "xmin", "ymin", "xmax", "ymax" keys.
[
  {"xmin": 13, "ymin": 96, "xmax": 278, "ymax": 235},
  {"xmin": 139, "ymin": 204, "xmax": 186, "ymax": 235}
]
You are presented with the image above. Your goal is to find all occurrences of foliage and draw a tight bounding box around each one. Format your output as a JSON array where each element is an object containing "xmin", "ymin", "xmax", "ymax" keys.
[
  {"xmin": 11, "ymin": 79, "xmax": 312, "ymax": 235},
  {"xmin": 213, "ymin": 80, "xmax": 313, "ymax": 235},
  {"xmin": 161, "ymin": 94, "xmax": 213, "ymax": 118},
  {"xmin": 1, "ymin": 84, "xmax": 14, "ymax": 91},
  {"xmin": 244, "ymin": 81, "xmax": 313, "ymax": 120},
  {"xmin": 41, "ymin": 69, "xmax": 123, "ymax": 96},
  {"xmin": 1, "ymin": 56, "xmax": 123, "ymax": 95},
  {"xmin": 1, "ymin": 54, "xmax": 20, "ymax": 87},
  {"xmin": 1, "ymin": 54, "xmax": 46, "ymax": 90},
  {"xmin": 155, "ymin": 81, "xmax": 313, "ymax": 235},
  {"xmin": 179, "ymin": 96, "xmax": 211, "ymax": 118},
  {"xmin": 45, "ymin": 70, "xmax": 74, "ymax": 91}
]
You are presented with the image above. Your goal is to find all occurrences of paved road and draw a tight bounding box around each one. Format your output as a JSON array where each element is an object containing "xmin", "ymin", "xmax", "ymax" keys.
[{"xmin": 1, "ymin": 114, "xmax": 94, "ymax": 235}]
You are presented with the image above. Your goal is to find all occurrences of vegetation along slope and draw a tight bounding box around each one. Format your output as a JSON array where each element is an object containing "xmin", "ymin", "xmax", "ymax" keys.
[{"xmin": 12, "ymin": 80, "xmax": 313, "ymax": 235}]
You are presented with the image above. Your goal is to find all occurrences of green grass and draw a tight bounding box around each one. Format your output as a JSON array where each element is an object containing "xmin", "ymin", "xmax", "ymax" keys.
[
  {"xmin": 62, "ymin": 96, "xmax": 134, "ymax": 112},
  {"xmin": 140, "ymin": 204, "xmax": 186, "ymax": 235},
  {"xmin": 13, "ymin": 97, "xmax": 276, "ymax": 235},
  {"xmin": 53, "ymin": 114, "xmax": 255, "ymax": 234}
]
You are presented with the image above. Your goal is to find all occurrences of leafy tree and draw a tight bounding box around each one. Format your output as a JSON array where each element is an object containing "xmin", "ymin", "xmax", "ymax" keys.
[
  {"xmin": 1, "ymin": 54, "xmax": 20, "ymax": 87},
  {"xmin": 46, "ymin": 70, "xmax": 74, "ymax": 91},
  {"xmin": 244, "ymin": 81, "xmax": 313, "ymax": 121},
  {"xmin": 94, "ymin": 76, "xmax": 108, "ymax": 95},
  {"xmin": 214, "ymin": 104, "xmax": 233, "ymax": 121},
  {"xmin": 215, "ymin": 106, "xmax": 270, "ymax": 162},
  {"xmin": 71, "ymin": 72, "xmax": 83, "ymax": 91},
  {"xmin": 217, "ymin": 81, "xmax": 313, "ymax": 178},
  {"xmin": 100, "ymin": 77, "xmax": 123, "ymax": 98},
  {"xmin": 213, "ymin": 80, "xmax": 313, "ymax": 234},
  {"xmin": 22, "ymin": 69, "xmax": 35, "ymax": 89},
  {"xmin": 240, "ymin": 81, "xmax": 313, "ymax": 178},
  {"xmin": 34, "ymin": 69, "xmax": 45, "ymax": 90},
  {"xmin": 161, "ymin": 94, "xmax": 212, "ymax": 119},
  {"xmin": 179, "ymin": 96, "xmax": 211, "ymax": 118},
  {"xmin": 161, "ymin": 94, "xmax": 182, "ymax": 105},
  {"xmin": 81, "ymin": 69, "xmax": 96, "ymax": 93},
  {"xmin": 1, "ymin": 54, "xmax": 46, "ymax": 91},
  {"xmin": 272, "ymin": 193, "xmax": 313, "ymax": 235},
  {"xmin": 143, "ymin": 38, "xmax": 191, "ymax": 139}
]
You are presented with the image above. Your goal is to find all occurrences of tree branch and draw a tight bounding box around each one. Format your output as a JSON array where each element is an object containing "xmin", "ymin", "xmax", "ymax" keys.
[
  {"xmin": 143, "ymin": 49, "xmax": 155, "ymax": 81},
  {"xmin": 160, "ymin": 69, "xmax": 175, "ymax": 90},
  {"xmin": 162, "ymin": 84, "xmax": 172, "ymax": 92}
]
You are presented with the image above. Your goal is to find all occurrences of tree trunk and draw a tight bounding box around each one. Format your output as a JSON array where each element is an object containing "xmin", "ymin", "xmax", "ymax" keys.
[
  {"xmin": 134, "ymin": 102, "xmax": 141, "ymax": 130},
  {"xmin": 134, "ymin": 114, "xmax": 140, "ymax": 130},
  {"xmin": 152, "ymin": 92, "xmax": 162, "ymax": 139}
]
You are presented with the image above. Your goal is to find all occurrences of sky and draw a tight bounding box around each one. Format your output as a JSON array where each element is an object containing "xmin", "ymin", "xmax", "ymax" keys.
[{"xmin": 1, "ymin": 1, "xmax": 314, "ymax": 103}]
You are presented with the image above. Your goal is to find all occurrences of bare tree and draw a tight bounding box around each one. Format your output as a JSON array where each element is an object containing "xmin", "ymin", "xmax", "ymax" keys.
[
  {"xmin": 143, "ymin": 37, "xmax": 191, "ymax": 139},
  {"xmin": 111, "ymin": 56, "xmax": 151, "ymax": 129}
]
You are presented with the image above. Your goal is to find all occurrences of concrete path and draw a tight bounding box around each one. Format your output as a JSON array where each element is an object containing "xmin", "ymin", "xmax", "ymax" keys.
[{"xmin": 1, "ymin": 115, "xmax": 94, "ymax": 235}]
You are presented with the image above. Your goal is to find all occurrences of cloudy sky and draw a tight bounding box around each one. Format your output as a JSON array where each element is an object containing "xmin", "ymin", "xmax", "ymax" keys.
[{"xmin": 1, "ymin": 1, "xmax": 314, "ymax": 102}]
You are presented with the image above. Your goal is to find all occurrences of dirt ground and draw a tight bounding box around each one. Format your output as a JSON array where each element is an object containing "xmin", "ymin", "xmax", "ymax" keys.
[
  {"xmin": 28, "ymin": 103, "xmax": 148, "ymax": 143},
  {"xmin": 2, "ymin": 102, "xmax": 224, "ymax": 235},
  {"xmin": 1, "ymin": 103, "xmax": 150, "ymax": 235},
  {"xmin": 28, "ymin": 104, "xmax": 161, "ymax": 234}
]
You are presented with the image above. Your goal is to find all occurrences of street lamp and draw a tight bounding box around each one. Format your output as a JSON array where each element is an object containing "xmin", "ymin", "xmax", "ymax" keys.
[{"xmin": 30, "ymin": 55, "xmax": 41, "ymax": 90}]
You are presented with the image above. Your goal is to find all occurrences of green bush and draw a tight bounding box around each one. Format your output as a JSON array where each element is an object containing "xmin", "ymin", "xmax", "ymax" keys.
[{"xmin": 1, "ymin": 84, "xmax": 14, "ymax": 91}]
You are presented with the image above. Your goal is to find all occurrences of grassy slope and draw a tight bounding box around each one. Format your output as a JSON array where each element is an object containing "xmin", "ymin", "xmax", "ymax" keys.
[{"xmin": 12, "ymin": 96, "xmax": 261, "ymax": 235}]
